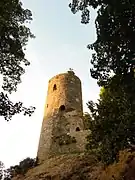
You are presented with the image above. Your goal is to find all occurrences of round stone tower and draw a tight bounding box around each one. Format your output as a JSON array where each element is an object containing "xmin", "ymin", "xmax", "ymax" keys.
[{"xmin": 37, "ymin": 71, "xmax": 85, "ymax": 163}]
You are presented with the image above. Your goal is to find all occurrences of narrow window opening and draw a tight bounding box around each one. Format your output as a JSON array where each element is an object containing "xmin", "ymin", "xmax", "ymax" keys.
[
  {"xmin": 47, "ymin": 104, "xmax": 48, "ymax": 108},
  {"xmin": 76, "ymin": 127, "xmax": 80, "ymax": 131},
  {"xmin": 53, "ymin": 84, "xmax": 57, "ymax": 91},
  {"xmin": 59, "ymin": 105, "xmax": 65, "ymax": 111}
]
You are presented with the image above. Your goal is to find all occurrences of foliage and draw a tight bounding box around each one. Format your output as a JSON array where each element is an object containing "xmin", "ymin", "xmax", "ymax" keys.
[
  {"xmin": 69, "ymin": 0, "xmax": 135, "ymax": 86},
  {"xmin": 0, "ymin": 92, "xmax": 35, "ymax": 121},
  {"xmin": 67, "ymin": 68, "xmax": 75, "ymax": 75},
  {"xmin": 58, "ymin": 134, "xmax": 76, "ymax": 145},
  {"xmin": 9, "ymin": 157, "xmax": 38, "ymax": 177},
  {"xmin": 0, "ymin": 157, "xmax": 38, "ymax": 179},
  {"xmin": 100, "ymin": 149, "xmax": 135, "ymax": 180},
  {"xmin": 0, "ymin": 161, "xmax": 12, "ymax": 180},
  {"xmin": 83, "ymin": 112, "xmax": 92, "ymax": 130},
  {"xmin": 99, "ymin": 87, "xmax": 105, "ymax": 97},
  {"xmin": 69, "ymin": 68, "xmax": 74, "ymax": 72},
  {"xmin": 0, "ymin": 0, "xmax": 35, "ymax": 120},
  {"xmin": 1, "ymin": 150, "xmax": 135, "ymax": 180},
  {"xmin": 69, "ymin": 0, "xmax": 135, "ymax": 165},
  {"xmin": 0, "ymin": 161, "xmax": 4, "ymax": 180},
  {"xmin": 86, "ymin": 73, "xmax": 135, "ymax": 164}
]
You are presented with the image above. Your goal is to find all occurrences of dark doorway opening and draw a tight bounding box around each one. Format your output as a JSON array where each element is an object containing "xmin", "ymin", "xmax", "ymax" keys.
[
  {"xmin": 59, "ymin": 105, "xmax": 65, "ymax": 111},
  {"xmin": 76, "ymin": 127, "xmax": 80, "ymax": 131},
  {"xmin": 53, "ymin": 84, "xmax": 57, "ymax": 91}
]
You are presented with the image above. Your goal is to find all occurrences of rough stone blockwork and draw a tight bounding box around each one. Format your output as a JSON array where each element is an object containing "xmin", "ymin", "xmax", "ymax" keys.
[{"xmin": 37, "ymin": 71, "xmax": 89, "ymax": 164}]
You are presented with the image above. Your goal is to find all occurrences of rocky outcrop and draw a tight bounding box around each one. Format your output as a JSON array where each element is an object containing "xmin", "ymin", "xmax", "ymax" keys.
[
  {"xmin": 12, "ymin": 149, "xmax": 135, "ymax": 180},
  {"xmin": 12, "ymin": 153, "xmax": 101, "ymax": 180}
]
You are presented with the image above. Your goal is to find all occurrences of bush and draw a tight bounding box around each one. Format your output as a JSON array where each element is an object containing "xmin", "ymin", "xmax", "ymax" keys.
[{"xmin": 8, "ymin": 157, "xmax": 38, "ymax": 178}]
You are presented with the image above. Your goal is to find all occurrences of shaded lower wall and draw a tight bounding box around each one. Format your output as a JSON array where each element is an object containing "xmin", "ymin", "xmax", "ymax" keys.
[
  {"xmin": 37, "ymin": 110, "xmax": 90, "ymax": 164},
  {"xmin": 71, "ymin": 130, "xmax": 90, "ymax": 152}
]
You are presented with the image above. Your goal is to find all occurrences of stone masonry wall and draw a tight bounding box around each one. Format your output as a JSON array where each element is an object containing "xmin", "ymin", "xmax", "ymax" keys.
[
  {"xmin": 44, "ymin": 71, "xmax": 83, "ymax": 118},
  {"xmin": 37, "ymin": 111, "xmax": 89, "ymax": 163},
  {"xmin": 37, "ymin": 71, "xmax": 88, "ymax": 164}
]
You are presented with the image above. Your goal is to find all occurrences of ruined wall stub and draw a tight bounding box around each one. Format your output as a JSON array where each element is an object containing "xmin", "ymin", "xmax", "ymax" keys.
[{"xmin": 37, "ymin": 71, "xmax": 87, "ymax": 164}]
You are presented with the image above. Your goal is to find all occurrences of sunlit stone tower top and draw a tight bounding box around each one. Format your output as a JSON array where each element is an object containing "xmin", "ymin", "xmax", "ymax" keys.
[{"xmin": 44, "ymin": 70, "xmax": 83, "ymax": 118}]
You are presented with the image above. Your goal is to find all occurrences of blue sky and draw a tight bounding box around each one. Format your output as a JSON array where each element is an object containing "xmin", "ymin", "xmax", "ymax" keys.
[{"xmin": 0, "ymin": 0, "xmax": 100, "ymax": 168}]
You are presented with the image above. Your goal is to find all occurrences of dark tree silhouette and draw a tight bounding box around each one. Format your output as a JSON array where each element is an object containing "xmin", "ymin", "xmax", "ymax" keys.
[
  {"xmin": 0, "ymin": 0, "xmax": 35, "ymax": 120},
  {"xmin": 69, "ymin": 0, "xmax": 135, "ymax": 86},
  {"xmin": 0, "ymin": 157, "xmax": 38, "ymax": 179},
  {"xmin": 86, "ymin": 74, "xmax": 135, "ymax": 164},
  {"xmin": 69, "ymin": 0, "xmax": 135, "ymax": 164}
]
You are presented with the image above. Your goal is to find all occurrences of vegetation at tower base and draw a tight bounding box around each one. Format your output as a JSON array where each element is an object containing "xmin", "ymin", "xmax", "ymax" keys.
[
  {"xmin": 0, "ymin": 0, "xmax": 35, "ymax": 121},
  {"xmin": 1, "ymin": 150, "xmax": 135, "ymax": 180},
  {"xmin": 69, "ymin": 0, "xmax": 135, "ymax": 166},
  {"xmin": 85, "ymin": 73, "xmax": 135, "ymax": 165},
  {"xmin": 0, "ymin": 157, "xmax": 38, "ymax": 180},
  {"xmin": 83, "ymin": 112, "xmax": 92, "ymax": 130}
]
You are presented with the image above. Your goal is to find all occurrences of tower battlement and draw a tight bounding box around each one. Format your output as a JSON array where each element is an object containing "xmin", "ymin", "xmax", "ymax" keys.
[{"xmin": 37, "ymin": 71, "xmax": 89, "ymax": 163}]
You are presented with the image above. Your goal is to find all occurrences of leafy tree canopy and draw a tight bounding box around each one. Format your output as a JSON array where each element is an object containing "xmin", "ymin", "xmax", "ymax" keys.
[
  {"xmin": 0, "ymin": 157, "xmax": 38, "ymax": 180},
  {"xmin": 0, "ymin": 0, "xmax": 35, "ymax": 121},
  {"xmin": 99, "ymin": 86, "xmax": 105, "ymax": 97},
  {"xmin": 83, "ymin": 112, "xmax": 92, "ymax": 130},
  {"xmin": 69, "ymin": 0, "xmax": 135, "ymax": 165},
  {"xmin": 69, "ymin": 0, "xmax": 135, "ymax": 86},
  {"xmin": 86, "ymin": 73, "xmax": 135, "ymax": 164}
]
